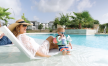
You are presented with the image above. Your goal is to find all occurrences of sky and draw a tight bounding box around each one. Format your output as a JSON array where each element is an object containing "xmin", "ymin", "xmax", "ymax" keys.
[{"xmin": 0, "ymin": 0, "xmax": 108, "ymax": 24}]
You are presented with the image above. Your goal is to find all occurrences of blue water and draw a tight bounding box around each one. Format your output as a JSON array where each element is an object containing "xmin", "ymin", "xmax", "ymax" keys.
[{"xmin": 27, "ymin": 34, "xmax": 108, "ymax": 50}]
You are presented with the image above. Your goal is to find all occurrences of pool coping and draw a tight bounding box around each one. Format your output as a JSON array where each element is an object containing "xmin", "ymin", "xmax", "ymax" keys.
[
  {"xmin": 25, "ymin": 33, "xmax": 108, "ymax": 36},
  {"xmin": 26, "ymin": 33, "xmax": 57, "ymax": 34},
  {"xmin": 25, "ymin": 33, "xmax": 90, "ymax": 35}
]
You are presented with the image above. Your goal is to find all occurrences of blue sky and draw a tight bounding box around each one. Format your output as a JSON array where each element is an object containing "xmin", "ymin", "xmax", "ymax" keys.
[{"xmin": 0, "ymin": 0, "xmax": 108, "ymax": 24}]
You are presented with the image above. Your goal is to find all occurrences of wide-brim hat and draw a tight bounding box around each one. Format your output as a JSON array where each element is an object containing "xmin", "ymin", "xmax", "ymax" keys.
[{"xmin": 8, "ymin": 19, "xmax": 33, "ymax": 32}]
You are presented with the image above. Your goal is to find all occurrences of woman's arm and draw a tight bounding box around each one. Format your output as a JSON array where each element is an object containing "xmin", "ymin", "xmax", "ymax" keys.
[{"xmin": 36, "ymin": 51, "xmax": 51, "ymax": 57}]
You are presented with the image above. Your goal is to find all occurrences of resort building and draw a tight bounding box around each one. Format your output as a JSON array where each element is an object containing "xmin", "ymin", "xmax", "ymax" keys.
[
  {"xmin": 28, "ymin": 21, "xmax": 40, "ymax": 30},
  {"xmin": 45, "ymin": 23, "xmax": 49, "ymax": 29},
  {"xmin": 48, "ymin": 21, "xmax": 55, "ymax": 29},
  {"xmin": 28, "ymin": 21, "xmax": 54, "ymax": 30},
  {"xmin": 27, "ymin": 20, "xmax": 55, "ymax": 30},
  {"xmin": 41, "ymin": 23, "xmax": 45, "ymax": 30},
  {"xmin": 41, "ymin": 23, "xmax": 49, "ymax": 30}
]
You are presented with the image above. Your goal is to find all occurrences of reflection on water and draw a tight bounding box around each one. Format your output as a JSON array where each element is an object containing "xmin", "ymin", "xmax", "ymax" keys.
[{"xmin": 0, "ymin": 44, "xmax": 108, "ymax": 66}]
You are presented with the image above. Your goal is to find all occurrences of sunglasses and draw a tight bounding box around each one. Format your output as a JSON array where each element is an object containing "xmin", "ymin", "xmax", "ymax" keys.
[
  {"xmin": 22, "ymin": 24, "xmax": 27, "ymax": 27},
  {"xmin": 59, "ymin": 32, "xmax": 65, "ymax": 34}
]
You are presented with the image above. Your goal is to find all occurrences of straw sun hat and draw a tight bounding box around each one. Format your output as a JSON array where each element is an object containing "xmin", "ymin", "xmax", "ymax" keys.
[{"xmin": 8, "ymin": 19, "xmax": 33, "ymax": 32}]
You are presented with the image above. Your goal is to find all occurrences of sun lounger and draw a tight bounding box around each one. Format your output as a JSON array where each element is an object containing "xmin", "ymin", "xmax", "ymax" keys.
[{"xmin": 0, "ymin": 26, "xmax": 60, "ymax": 59}]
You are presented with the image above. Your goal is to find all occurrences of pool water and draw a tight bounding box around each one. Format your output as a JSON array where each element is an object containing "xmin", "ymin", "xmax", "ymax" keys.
[
  {"xmin": 27, "ymin": 34, "xmax": 108, "ymax": 50},
  {"xmin": 0, "ymin": 34, "xmax": 108, "ymax": 66}
]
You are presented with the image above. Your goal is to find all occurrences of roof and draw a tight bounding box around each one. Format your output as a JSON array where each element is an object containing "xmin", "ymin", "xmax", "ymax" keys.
[{"xmin": 49, "ymin": 21, "xmax": 54, "ymax": 23}]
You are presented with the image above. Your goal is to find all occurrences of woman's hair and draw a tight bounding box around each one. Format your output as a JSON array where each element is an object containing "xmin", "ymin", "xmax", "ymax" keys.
[{"xmin": 12, "ymin": 24, "xmax": 21, "ymax": 37}]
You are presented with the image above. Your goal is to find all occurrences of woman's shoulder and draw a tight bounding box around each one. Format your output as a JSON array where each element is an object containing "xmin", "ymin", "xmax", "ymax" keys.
[{"xmin": 17, "ymin": 34, "xmax": 27, "ymax": 38}]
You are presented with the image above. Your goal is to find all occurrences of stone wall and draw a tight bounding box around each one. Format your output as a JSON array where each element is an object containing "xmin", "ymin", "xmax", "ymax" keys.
[{"xmin": 65, "ymin": 29, "xmax": 96, "ymax": 35}]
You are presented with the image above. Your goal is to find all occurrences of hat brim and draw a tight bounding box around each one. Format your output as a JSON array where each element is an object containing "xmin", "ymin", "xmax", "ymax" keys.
[{"xmin": 8, "ymin": 23, "xmax": 33, "ymax": 32}]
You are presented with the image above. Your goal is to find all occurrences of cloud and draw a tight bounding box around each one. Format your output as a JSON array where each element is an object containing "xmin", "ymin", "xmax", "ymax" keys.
[
  {"xmin": 32, "ymin": 0, "xmax": 75, "ymax": 12},
  {"xmin": 99, "ymin": 13, "xmax": 108, "ymax": 24},
  {"xmin": 31, "ymin": 6, "xmax": 34, "ymax": 10},
  {"xmin": 0, "ymin": 0, "xmax": 22, "ymax": 23},
  {"xmin": 100, "ymin": 19, "xmax": 108, "ymax": 24},
  {"xmin": 34, "ymin": 16, "xmax": 39, "ymax": 20},
  {"xmin": 76, "ymin": 0, "xmax": 80, "ymax": 1},
  {"xmin": 77, "ymin": 0, "xmax": 95, "ymax": 12},
  {"xmin": 103, "ymin": 13, "xmax": 108, "ymax": 17}
]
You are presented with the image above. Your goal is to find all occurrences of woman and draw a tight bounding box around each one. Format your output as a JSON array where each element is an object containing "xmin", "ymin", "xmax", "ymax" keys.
[
  {"xmin": 0, "ymin": 25, "xmax": 12, "ymax": 45},
  {"xmin": 8, "ymin": 19, "xmax": 58, "ymax": 57}
]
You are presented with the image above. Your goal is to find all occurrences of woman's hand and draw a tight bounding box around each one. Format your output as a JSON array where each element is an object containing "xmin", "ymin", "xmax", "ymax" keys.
[
  {"xmin": 0, "ymin": 33, "xmax": 4, "ymax": 39},
  {"xmin": 36, "ymin": 51, "xmax": 51, "ymax": 57}
]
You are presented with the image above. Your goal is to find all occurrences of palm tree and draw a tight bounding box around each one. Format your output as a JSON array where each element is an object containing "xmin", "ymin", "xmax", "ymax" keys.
[{"xmin": 70, "ymin": 11, "xmax": 93, "ymax": 29}]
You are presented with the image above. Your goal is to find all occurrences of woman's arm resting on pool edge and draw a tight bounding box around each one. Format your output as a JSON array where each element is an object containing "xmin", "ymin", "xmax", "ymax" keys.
[{"xmin": 35, "ymin": 51, "xmax": 51, "ymax": 57}]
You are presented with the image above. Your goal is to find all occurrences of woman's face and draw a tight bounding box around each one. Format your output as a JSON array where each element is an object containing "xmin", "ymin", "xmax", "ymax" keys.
[{"xmin": 19, "ymin": 24, "xmax": 27, "ymax": 34}]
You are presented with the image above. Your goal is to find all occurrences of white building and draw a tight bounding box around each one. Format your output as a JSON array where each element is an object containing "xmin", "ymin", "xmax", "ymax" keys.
[
  {"xmin": 27, "ymin": 21, "xmax": 55, "ymax": 30},
  {"xmin": 41, "ymin": 23, "xmax": 45, "ymax": 30},
  {"xmin": 48, "ymin": 21, "xmax": 55, "ymax": 29},
  {"xmin": 41, "ymin": 23, "xmax": 49, "ymax": 30},
  {"xmin": 29, "ymin": 21, "xmax": 40, "ymax": 30},
  {"xmin": 45, "ymin": 23, "xmax": 49, "ymax": 29}
]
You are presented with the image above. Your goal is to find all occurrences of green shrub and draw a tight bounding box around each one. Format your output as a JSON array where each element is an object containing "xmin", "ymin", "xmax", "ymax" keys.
[{"xmin": 49, "ymin": 27, "xmax": 53, "ymax": 32}]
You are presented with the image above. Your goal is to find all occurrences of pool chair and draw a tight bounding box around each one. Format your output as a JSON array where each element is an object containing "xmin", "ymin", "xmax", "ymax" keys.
[{"xmin": 0, "ymin": 26, "xmax": 60, "ymax": 59}]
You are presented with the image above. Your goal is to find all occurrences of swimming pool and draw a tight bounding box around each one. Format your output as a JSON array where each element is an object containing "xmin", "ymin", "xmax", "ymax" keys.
[
  {"xmin": 27, "ymin": 34, "xmax": 108, "ymax": 50},
  {"xmin": 0, "ymin": 33, "xmax": 108, "ymax": 66}
]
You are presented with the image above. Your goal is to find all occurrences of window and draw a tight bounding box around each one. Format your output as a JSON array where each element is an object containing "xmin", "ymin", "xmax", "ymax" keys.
[{"xmin": 32, "ymin": 22, "xmax": 35, "ymax": 26}]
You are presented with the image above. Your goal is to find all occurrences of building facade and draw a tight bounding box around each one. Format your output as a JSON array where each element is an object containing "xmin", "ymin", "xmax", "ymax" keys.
[
  {"xmin": 48, "ymin": 21, "xmax": 55, "ymax": 29},
  {"xmin": 28, "ymin": 21, "xmax": 55, "ymax": 30},
  {"xmin": 41, "ymin": 23, "xmax": 49, "ymax": 30},
  {"xmin": 28, "ymin": 21, "xmax": 40, "ymax": 30}
]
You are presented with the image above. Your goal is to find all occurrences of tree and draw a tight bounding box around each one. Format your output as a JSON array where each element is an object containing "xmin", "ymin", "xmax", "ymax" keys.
[
  {"xmin": 59, "ymin": 13, "xmax": 70, "ymax": 26},
  {"xmin": 56, "ymin": 13, "xmax": 71, "ymax": 29},
  {"xmin": 70, "ymin": 11, "xmax": 93, "ymax": 29},
  {"xmin": 68, "ymin": 19, "xmax": 79, "ymax": 28},
  {"xmin": 45, "ymin": 27, "xmax": 48, "ymax": 29},
  {"xmin": 53, "ymin": 13, "xmax": 72, "ymax": 29},
  {"xmin": 38, "ymin": 24, "xmax": 43, "ymax": 32},
  {"xmin": 21, "ymin": 13, "xmax": 30, "ymax": 23},
  {"xmin": 93, "ymin": 20, "xmax": 100, "ymax": 24},
  {"xmin": 0, "ymin": 7, "xmax": 14, "ymax": 26},
  {"xmin": 53, "ymin": 17, "xmax": 60, "ymax": 28},
  {"xmin": 99, "ymin": 24, "xmax": 105, "ymax": 33},
  {"xmin": 49, "ymin": 27, "xmax": 53, "ymax": 32}
]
